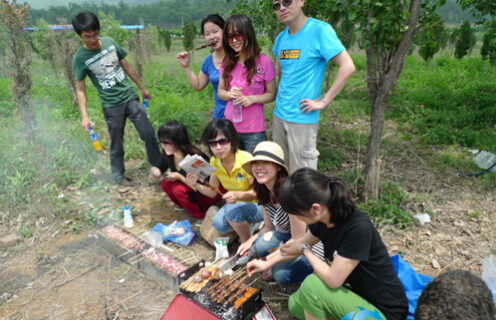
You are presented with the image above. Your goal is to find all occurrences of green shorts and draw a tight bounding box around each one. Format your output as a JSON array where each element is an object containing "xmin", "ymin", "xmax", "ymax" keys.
[{"xmin": 288, "ymin": 274, "xmax": 386, "ymax": 320}]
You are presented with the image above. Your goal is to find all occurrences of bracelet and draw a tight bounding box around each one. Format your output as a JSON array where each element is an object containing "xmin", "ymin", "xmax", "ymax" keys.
[{"xmin": 301, "ymin": 244, "xmax": 312, "ymax": 257}]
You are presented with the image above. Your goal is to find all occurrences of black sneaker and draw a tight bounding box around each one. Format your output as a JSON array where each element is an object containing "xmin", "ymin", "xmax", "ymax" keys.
[{"xmin": 120, "ymin": 177, "xmax": 138, "ymax": 186}]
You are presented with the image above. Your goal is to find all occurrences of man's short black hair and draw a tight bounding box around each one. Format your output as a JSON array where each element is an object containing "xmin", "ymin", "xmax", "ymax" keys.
[
  {"xmin": 415, "ymin": 270, "xmax": 496, "ymax": 320},
  {"xmin": 72, "ymin": 11, "xmax": 100, "ymax": 36}
]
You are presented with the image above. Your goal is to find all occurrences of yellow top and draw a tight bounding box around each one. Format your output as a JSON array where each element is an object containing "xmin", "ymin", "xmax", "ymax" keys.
[{"xmin": 211, "ymin": 150, "xmax": 253, "ymax": 192}]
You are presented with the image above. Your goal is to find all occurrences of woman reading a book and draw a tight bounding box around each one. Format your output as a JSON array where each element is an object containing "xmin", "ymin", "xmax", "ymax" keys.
[
  {"xmin": 151, "ymin": 120, "xmax": 223, "ymax": 226},
  {"xmin": 187, "ymin": 119, "xmax": 264, "ymax": 265}
]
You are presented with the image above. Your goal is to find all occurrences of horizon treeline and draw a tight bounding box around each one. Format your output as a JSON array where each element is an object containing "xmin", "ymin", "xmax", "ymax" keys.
[
  {"xmin": 26, "ymin": 0, "xmax": 477, "ymax": 29},
  {"xmin": 26, "ymin": 0, "xmax": 235, "ymax": 28}
]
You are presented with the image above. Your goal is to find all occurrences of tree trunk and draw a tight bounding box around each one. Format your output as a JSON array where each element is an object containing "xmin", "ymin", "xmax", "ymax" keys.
[
  {"xmin": 324, "ymin": 62, "xmax": 335, "ymax": 92},
  {"xmin": 49, "ymin": 57, "xmax": 60, "ymax": 86},
  {"xmin": 363, "ymin": 0, "xmax": 423, "ymax": 201}
]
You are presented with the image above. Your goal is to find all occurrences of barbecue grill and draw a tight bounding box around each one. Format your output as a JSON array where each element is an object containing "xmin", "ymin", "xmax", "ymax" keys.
[
  {"xmin": 170, "ymin": 261, "xmax": 266, "ymax": 320},
  {"xmin": 97, "ymin": 224, "xmax": 202, "ymax": 291}
]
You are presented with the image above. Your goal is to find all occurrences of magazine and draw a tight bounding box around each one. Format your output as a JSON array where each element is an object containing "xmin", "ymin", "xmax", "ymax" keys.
[{"xmin": 178, "ymin": 154, "xmax": 217, "ymax": 181}]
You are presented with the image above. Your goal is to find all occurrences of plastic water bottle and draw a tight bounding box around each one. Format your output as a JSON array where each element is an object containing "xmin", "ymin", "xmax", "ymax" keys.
[
  {"xmin": 232, "ymin": 99, "xmax": 242, "ymax": 123},
  {"xmin": 123, "ymin": 206, "xmax": 134, "ymax": 228},
  {"xmin": 88, "ymin": 125, "xmax": 103, "ymax": 151},
  {"xmin": 143, "ymin": 97, "xmax": 150, "ymax": 118}
]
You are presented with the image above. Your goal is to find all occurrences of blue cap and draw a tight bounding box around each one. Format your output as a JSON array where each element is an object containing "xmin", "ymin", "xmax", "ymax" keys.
[
  {"xmin": 124, "ymin": 206, "xmax": 130, "ymax": 210},
  {"xmin": 88, "ymin": 126, "xmax": 93, "ymax": 130}
]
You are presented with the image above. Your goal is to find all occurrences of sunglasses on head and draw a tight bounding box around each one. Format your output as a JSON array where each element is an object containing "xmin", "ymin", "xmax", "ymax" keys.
[
  {"xmin": 273, "ymin": 0, "xmax": 293, "ymax": 10},
  {"xmin": 208, "ymin": 138, "xmax": 230, "ymax": 148},
  {"xmin": 228, "ymin": 31, "xmax": 244, "ymax": 44},
  {"xmin": 160, "ymin": 140, "xmax": 173, "ymax": 146}
]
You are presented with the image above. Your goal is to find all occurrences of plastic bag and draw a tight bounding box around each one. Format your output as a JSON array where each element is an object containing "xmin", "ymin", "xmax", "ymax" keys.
[
  {"xmin": 482, "ymin": 256, "xmax": 496, "ymax": 302},
  {"xmin": 151, "ymin": 220, "xmax": 198, "ymax": 246},
  {"xmin": 214, "ymin": 237, "xmax": 230, "ymax": 260},
  {"xmin": 391, "ymin": 254, "xmax": 433, "ymax": 320}
]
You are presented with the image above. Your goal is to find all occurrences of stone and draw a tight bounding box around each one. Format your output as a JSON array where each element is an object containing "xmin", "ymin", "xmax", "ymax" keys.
[
  {"xmin": 0, "ymin": 234, "xmax": 22, "ymax": 248},
  {"xmin": 1, "ymin": 292, "xmax": 12, "ymax": 302}
]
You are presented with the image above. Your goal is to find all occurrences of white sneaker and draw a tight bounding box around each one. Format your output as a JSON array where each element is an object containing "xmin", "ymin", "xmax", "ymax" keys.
[{"xmin": 236, "ymin": 246, "xmax": 256, "ymax": 265}]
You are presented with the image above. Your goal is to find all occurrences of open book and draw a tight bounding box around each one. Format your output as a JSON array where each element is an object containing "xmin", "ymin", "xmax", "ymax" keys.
[{"xmin": 178, "ymin": 154, "xmax": 217, "ymax": 181}]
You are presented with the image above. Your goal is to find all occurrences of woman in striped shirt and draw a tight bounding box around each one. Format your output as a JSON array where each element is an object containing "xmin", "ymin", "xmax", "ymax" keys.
[{"xmin": 238, "ymin": 141, "xmax": 323, "ymax": 284}]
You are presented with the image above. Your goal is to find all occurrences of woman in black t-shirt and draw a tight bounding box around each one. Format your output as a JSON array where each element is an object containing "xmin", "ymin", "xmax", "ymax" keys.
[{"xmin": 247, "ymin": 168, "xmax": 408, "ymax": 320}]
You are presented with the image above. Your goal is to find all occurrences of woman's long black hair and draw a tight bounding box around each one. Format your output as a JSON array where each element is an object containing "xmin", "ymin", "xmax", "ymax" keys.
[
  {"xmin": 280, "ymin": 168, "xmax": 356, "ymax": 225},
  {"xmin": 157, "ymin": 121, "xmax": 208, "ymax": 165},
  {"xmin": 252, "ymin": 167, "xmax": 289, "ymax": 206},
  {"xmin": 221, "ymin": 14, "xmax": 261, "ymax": 88}
]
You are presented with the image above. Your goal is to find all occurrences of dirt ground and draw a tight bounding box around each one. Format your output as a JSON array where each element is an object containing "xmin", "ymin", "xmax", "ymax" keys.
[{"xmin": 1, "ymin": 140, "xmax": 495, "ymax": 319}]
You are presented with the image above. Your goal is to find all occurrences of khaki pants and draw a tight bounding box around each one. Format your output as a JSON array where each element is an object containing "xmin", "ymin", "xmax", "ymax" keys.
[{"xmin": 272, "ymin": 114, "xmax": 320, "ymax": 174}]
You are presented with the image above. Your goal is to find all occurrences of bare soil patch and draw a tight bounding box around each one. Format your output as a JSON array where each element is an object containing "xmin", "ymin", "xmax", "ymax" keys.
[{"xmin": 1, "ymin": 134, "xmax": 495, "ymax": 319}]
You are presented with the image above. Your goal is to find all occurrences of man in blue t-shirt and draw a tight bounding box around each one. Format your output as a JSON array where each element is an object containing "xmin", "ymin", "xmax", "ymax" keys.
[{"xmin": 271, "ymin": 0, "xmax": 356, "ymax": 173}]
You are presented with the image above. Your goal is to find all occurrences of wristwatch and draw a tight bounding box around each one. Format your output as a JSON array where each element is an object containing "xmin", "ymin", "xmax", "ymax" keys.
[{"xmin": 301, "ymin": 244, "xmax": 312, "ymax": 257}]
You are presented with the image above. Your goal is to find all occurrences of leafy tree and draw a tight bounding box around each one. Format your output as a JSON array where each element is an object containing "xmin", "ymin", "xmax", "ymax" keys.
[
  {"xmin": 417, "ymin": 12, "xmax": 445, "ymax": 61},
  {"xmin": 54, "ymin": 23, "xmax": 80, "ymax": 105},
  {"xmin": 164, "ymin": 30, "xmax": 172, "ymax": 52},
  {"xmin": 449, "ymin": 27, "xmax": 459, "ymax": 55},
  {"xmin": 439, "ymin": 29, "xmax": 449, "ymax": 54},
  {"xmin": 229, "ymin": 0, "xmax": 446, "ymax": 200},
  {"xmin": 456, "ymin": 0, "xmax": 496, "ymax": 24},
  {"xmin": 129, "ymin": 28, "xmax": 152, "ymax": 78},
  {"xmin": 182, "ymin": 20, "xmax": 195, "ymax": 51},
  {"xmin": 31, "ymin": 18, "xmax": 60, "ymax": 85},
  {"xmin": 0, "ymin": 0, "xmax": 34, "ymax": 128},
  {"xmin": 480, "ymin": 19, "xmax": 496, "ymax": 66},
  {"xmin": 98, "ymin": 11, "xmax": 130, "ymax": 45},
  {"xmin": 455, "ymin": 19, "xmax": 473, "ymax": 59},
  {"xmin": 157, "ymin": 26, "xmax": 172, "ymax": 52},
  {"xmin": 468, "ymin": 32, "xmax": 476, "ymax": 56}
]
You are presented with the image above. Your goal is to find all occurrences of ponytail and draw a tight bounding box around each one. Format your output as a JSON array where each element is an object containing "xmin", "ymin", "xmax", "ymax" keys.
[{"xmin": 280, "ymin": 168, "xmax": 356, "ymax": 224}]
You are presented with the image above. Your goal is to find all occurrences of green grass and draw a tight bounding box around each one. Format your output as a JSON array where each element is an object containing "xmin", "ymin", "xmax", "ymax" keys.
[{"xmin": 2, "ymin": 39, "xmax": 496, "ymax": 231}]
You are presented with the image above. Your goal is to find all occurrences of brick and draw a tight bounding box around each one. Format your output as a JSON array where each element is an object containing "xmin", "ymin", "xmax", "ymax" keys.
[{"xmin": 0, "ymin": 234, "xmax": 22, "ymax": 248}]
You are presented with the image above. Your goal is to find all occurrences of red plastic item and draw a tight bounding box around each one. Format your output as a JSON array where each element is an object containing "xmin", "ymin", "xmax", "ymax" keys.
[{"xmin": 160, "ymin": 293, "xmax": 222, "ymax": 320}]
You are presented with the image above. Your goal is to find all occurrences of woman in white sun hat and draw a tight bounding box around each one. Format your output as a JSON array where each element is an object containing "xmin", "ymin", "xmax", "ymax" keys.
[{"xmin": 239, "ymin": 141, "xmax": 324, "ymax": 283}]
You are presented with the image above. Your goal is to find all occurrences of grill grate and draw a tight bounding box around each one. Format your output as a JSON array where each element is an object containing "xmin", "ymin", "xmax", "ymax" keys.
[
  {"xmin": 178, "ymin": 262, "xmax": 265, "ymax": 320},
  {"xmin": 97, "ymin": 224, "xmax": 201, "ymax": 291}
]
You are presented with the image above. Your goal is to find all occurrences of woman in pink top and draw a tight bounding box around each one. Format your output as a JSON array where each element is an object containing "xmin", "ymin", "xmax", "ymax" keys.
[{"xmin": 218, "ymin": 14, "xmax": 276, "ymax": 155}]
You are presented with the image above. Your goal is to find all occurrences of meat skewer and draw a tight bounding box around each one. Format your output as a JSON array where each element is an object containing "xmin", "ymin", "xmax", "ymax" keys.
[
  {"xmin": 224, "ymin": 286, "xmax": 247, "ymax": 306},
  {"xmin": 187, "ymin": 43, "xmax": 213, "ymax": 53},
  {"xmin": 204, "ymin": 181, "xmax": 224, "ymax": 196},
  {"xmin": 225, "ymin": 277, "xmax": 260, "ymax": 306},
  {"xmin": 215, "ymin": 275, "xmax": 248, "ymax": 303},
  {"xmin": 206, "ymin": 274, "xmax": 230, "ymax": 294},
  {"xmin": 209, "ymin": 272, "xmax": 244, "ymax": 297}
]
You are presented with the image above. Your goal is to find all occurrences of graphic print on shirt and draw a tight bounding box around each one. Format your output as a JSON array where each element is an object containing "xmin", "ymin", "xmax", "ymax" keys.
[
  {"xmin": 280, "ymin": 49, "xmax": 301, "ymax": 60},
  {"xmin": 235, "ymin": 172, "xmax": 247, "ymax": 182},
  {"xmin": 253, "ymin": 63, "xmax": 265, "ymax": 87},
  {"xmin": 86, "ymin": 46, "xmax": 126, "ymax": 90}
]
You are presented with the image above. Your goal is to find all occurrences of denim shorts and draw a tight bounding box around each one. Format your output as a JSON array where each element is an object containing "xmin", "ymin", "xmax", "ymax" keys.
[
  {"xmin": 212, "ymin": 202, "xmax": 264, "ymax": 234},
  {"xmin": 238, "ymin": 131, "xmax": 267, "ymax": 155}
]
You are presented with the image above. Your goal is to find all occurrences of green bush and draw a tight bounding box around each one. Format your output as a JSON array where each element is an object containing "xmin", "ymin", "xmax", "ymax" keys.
[{"xmin": 358, "ymin": 182, "xmax": 413, "ymax": 229}]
